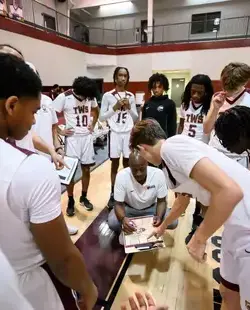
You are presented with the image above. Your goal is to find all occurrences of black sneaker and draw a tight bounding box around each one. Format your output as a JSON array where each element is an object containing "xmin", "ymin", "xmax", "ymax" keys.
[
  {"xmin": 107, "ymin": 193, "xmax": 115, "ymax": 210},
  {"xmin": 80, "ymin": 196, "xmax": 93, "ymax": 211},
  {"xmin": 67, "ymin": 199, "xmax": 75, "ymax": 217}
]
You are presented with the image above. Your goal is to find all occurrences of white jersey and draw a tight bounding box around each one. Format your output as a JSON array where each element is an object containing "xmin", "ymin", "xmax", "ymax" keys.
[
  {"xmin": 161, "ymin": 135, "xmax": 250, "ymax": 250},
  {"xmin": 180, "ymin": 101, "xmax": 209, "ymax": 143},
  {"xmin": 16, "ymin": 130, "xmax": 35, "ymax": 152},
  {"xmin": 100, "ymin": 89, "xmax": 138, "ymax": 133},
  {"xmin": 0, "ymin": 139, "xmax": 63, "ymax": 309},
  {"xmin": 209, "ymin": 90, "xmax": 250, "ymax": 159},
  {"xmin": 0, "ymin": 249, "xmax": 33, "ymax": 310},
  {"xmin": 53, "ymin": 89, "xmax": 98, "ymax": 136},
  {"xmin": 114, "ymin": 166, "xmax": 167, "ymax": 210}
]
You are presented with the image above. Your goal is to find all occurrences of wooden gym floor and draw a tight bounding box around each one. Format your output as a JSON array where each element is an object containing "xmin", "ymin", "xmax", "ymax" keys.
[{"xmin": 62, "ymin": 160, "xmax": 221, "ymax": 310}]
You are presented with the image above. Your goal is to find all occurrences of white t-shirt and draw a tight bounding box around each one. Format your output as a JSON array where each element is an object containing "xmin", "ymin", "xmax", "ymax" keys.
[
  {"xmin": 180, "ymin": 101, "xmax": 209, "ymax": 143},
  {"xmin": 209, "ymin": 90, "xmax": 250, "ymax": 159},
  {"xmin": 161, "ymin": 135, "xmax": 250, "ymax": 249},
  {"xmin": 53, "ymin": 89, "xmax": 98, "ymax": 136},
  {"xmin": 0, "ymin": 249, "xmax": 33, "ymax": 310},
  {"xmin": 33, "ymin": 94, "xmax": 58, "ymax": 148},
  {"xmin": 100, "ymin": 89, "xmax": 138, "ymax": 133},
  {"xmin": 0, "ymin": 140, "xmax": 62, "ymax": 274},
  {"xmin": 114, "ymin": 166, "xmax": 167, "ymax": 210},
  {"xmin": 16, "ymin": 94, "xmax": 58, "ymax": 155}
]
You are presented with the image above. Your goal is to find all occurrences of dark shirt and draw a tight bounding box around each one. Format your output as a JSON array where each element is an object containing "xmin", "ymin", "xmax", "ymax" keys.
[{"xmin": 142, "ymin": 95, "xmax": 177, "ymax": 138}]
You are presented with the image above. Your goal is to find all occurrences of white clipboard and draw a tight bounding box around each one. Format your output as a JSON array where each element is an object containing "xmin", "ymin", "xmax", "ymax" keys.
[
  {"xmin": 123, "ymin": 216, "xmax": 165, "ymax": 254},
  {"xmin": 55, "ymin": 156, "xmax": 78, "ymax": 185}
]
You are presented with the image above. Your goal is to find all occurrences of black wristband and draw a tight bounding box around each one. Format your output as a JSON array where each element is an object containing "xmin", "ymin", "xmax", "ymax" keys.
[{"xmin": 55, "ymin": 147, "xmax": 63, "ymax": 152}]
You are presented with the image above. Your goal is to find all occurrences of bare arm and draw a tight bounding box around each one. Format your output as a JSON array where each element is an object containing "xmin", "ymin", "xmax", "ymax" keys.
[
  {"xmin": 161, "ymin": 195, "xmax": 190, "ymax": 229},
  {"xmin": 177, "ymin": 118, "xmax": 185, "ymax": 134},
  {"xmin": 32, "ymin": 133, "xmax": 54, "ymax": 155},
  {"xmin": 190, "ymin": 158, "xmax": 243, "ymax": 243},
  {"xmin": 30, "ymin": 215, "xmax": 97, "ymax": 307},
  {"xmin": 91, "ymin": 106, "xmax": 100, "ymax": 129},
  {"xmin": 203, "ymin": 104, "xmax": 220, "ymax": 134},
  {"xmin": 203, "ymin": 93, "xmax": 226, "ymax": 134},
  {"xmin": 114, "ymin": 202, "xmax": 126, "ymax": 221},
  {"xmin": 156, "ymin": 197, "xmax": 167, "ymax": 218},
  {"xmin": 52, "ymin": 124, "xmax": 62, "ymax": 150}
]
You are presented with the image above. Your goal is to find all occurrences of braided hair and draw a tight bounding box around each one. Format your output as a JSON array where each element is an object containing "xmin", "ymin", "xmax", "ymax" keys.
[
  {"xmin": 182, "ymin": 74, "xmax": 214, "ymax": 115},
  {"xmin": 215, "ymin": 106, "xmax": 250, "ymax": 151}
]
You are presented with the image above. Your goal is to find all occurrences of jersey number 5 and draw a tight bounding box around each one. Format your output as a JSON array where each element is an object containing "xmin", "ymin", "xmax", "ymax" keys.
[
  {"xmin": 76, "ymin": 115, "xmax": 88, "ymax": 127},
  {"xmin": 116, "ymin": 112, "xmax": 127, "ymax": 124},
  {"xmin": 188, "ymin": 124, "xmax": 197, "ymax": 137}
]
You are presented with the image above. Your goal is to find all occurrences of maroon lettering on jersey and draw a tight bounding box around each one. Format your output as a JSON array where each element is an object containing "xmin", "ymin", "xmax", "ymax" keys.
[
  {"xmin": 190, "ymin": 114, "xmax": 198, "ymax": 123},
  {"xmin": 64, "ymin": 89, "xmax": 73, "ymax": 97},
  {"xmin": 197, "ymin": 114, "xmax": 204, "ymax": 123},
  {"xmin": 73, "ymin": 107, "xmax": 78, "ymax": 114},
  {"xmin": 186, "ymin": 114, "xmax": 191, "ymax": 122}
]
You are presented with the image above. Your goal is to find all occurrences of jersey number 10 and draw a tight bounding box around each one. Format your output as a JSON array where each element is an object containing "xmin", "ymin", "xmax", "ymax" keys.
[
  {"xmin": 116, "ymin": 112, "xmax": 127, "ymax": 124},
  {"xmin": 76, "ymin": 115, "xmax": 88, "ymax": 127}
]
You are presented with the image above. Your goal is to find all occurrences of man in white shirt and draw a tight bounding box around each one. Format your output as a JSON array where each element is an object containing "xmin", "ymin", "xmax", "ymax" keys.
[
  {"xmin": 54, "ymin": 77, "xmax": 99, "ymax": 216},
  {"xmin": 0, "ymin": 53, "xmax": 97, "ymax": 310},
  {"xmin": 100, "ymin": 67, "xmax": 138, "ymax": 209},
  {"xmin": 108, "ymin": 151, "xmax": 177, "ymax": 235},
  {"xmin": 130, "ymin": 118, "xmax": 250, "ymax": 310}
]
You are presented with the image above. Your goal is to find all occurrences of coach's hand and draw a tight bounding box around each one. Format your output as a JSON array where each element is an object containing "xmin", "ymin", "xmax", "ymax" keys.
[
  {"xmin": 56, "ymin": 147, "xmax": 65, "ymax": 157},
  {"xmin": 153, "ymin": 216, "xmax": 162, "ymax": 227},
  {"xmin": 122, "ymin": 217, "xmax": 137, "ymax": 234},
  {"xmin": 113, "ymin": 99, "xmax": 124, "ymax": 112},
  {"xmin": 211, "ymin": 92, "xmax": 226, "ymax": 110},
  {"xmin": 187, "ymin": 234, "xmax": 207, "ymax": 263}
]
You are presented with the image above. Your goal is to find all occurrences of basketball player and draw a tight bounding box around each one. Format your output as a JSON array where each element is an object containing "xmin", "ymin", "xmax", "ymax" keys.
[
  {"xmin": 100, "ymin": 67, "xmax": 138, "ymax": 209},
  {"xmin": 204, "ymin": 62, "xmax": 250, "ymax": 167},
  {"xmin": 54, "ymin": 77, "xmax": 100, "ymax": 216},
  {"xmin": 108, "ymin": 151, "xmax": 177, "ymax": 235},
  {"xmin": 178, "ymin": 74, "xmax": 214, "ymax": 244},
  {"xmin": 215, "ymin": 106, "xmax": 250, "ymax": 154},
  {"xmin": 130, "ymin": 118, "xmax": 250, "ymax": 310},
  {"xmin": 142, "ymin": 73, "xmax": 177, "ymax": 137},
  {"xmin": 0, "ymin": 54, "xmax": 97, "ymax": 310}
]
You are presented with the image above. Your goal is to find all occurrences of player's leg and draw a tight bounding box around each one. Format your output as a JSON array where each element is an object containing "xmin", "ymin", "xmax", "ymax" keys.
[
  {"xmin": 185, "ymin": 200, "xmax": 205, "ymax": 245},
  {"xmin": 65, "ymin": 136, "xmax": 81, "ymax": 217},
  {"xmin": 107, "ymin": 131, "xmax": 121, "ymax": 210},
  {"xmin": 79, "ymin": 135, "xmax": 95, "ymax": 211},
  {"xmin": 220, "ymin": 285, "xmax": 240, "ymax": 310},
  {"xmin": 122, "ymin": 132, "xmax": 130, "ymax": 169}
]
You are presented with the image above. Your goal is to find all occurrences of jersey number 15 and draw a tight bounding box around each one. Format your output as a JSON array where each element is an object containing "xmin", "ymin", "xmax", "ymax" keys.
[{"xmin": 116, "ymin": 112, "xmax": 127, "ymax": 124}]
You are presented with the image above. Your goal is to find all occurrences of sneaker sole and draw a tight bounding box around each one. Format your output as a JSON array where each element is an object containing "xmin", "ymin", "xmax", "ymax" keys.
[{"xmin": 80, "ymin": 202, "xmax": 93, "ymax": 211}]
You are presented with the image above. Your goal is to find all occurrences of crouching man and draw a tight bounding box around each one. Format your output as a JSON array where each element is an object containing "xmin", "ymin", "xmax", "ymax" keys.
[{"xmin": 108, "ymin": 151, "xmax": 178, "ymax": 236}]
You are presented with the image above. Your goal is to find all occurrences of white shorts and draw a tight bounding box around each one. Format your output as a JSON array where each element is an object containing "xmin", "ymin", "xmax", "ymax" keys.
[
  {"xmin": 65, "ymin": 135, "xmax": 95, "ymax": 165},
  {"xmin": 109, "ymin": 131, "xmax": 130, "ymax": 159},
  {"xmin": 18, "ymin": 266, "xmax": 64, "ymax": 310},
  {"xmin": 220, "ymin": 234, "xmax": 250, "ymax": 309}
]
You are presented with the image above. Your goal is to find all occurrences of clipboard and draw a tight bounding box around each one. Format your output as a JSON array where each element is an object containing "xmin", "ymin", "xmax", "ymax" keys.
[
  {"xmin": 123, "ymin": 215, "xmax": 165, "ymax": 254},
  {"xmin": 55, "ymin": 156, "xmax": 78, "ymax": 185}
]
